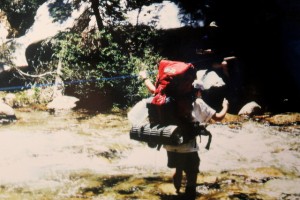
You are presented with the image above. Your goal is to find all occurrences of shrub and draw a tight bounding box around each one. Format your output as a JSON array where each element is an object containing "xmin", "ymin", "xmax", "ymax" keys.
[{"xmin": 50, "ymin": 25, "xmax": 162, "ymax": 109}]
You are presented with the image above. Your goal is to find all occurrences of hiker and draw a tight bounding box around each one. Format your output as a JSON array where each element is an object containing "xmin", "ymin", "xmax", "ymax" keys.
[{"xmin": 139, "ymin": 69, "xmax": 229, "ymax": 199}]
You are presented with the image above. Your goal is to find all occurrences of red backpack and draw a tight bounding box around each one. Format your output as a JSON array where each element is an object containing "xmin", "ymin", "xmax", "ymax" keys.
[
  {"xmin": 130, "ymin": 60, "xmax": 212, "ymax": 149},
  {"xmin": 148, "ymin": 60, "xmax": 197, "ymax": 125}
]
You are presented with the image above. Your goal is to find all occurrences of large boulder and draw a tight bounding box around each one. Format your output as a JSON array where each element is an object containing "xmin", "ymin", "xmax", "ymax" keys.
[{"xmin": 1, "ymin": 1, "xmax": 90, "ymax": 69}]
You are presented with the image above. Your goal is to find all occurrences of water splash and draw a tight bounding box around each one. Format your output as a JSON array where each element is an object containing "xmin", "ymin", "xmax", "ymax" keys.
[{"xmin": 200, "ymin": 122, "xmax": 300, "ymax": 174}]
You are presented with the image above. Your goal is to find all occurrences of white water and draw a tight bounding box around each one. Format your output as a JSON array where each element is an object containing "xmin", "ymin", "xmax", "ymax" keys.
[
  {"xmin": 0, "ymin": 110, "xmax": 299, "ymax": 190},
  {"xmin": 201, "ymin": 123, "xmax": 300, "ymax": 173},
  {"xmin": 0, "ymin": 130, "xmax": 108, "ymax": 184}
]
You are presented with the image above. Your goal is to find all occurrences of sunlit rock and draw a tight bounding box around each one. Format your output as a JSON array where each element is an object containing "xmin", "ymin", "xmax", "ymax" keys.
[
  {"xmin": 3, "ymin": 93, "xmax": 16, "ymax": 107},
  {"xmin": 2, "ymin": 0, "xmax": 90, "ymax": 68},
  {"xmin": 238, "ymin": 101, "xmax": 262, "ymax": 116},
  {"xmin": 47, "ymin": 95, "xmax": 79, "ymax": 111},
  {"xmin": 194, "ymin": 69, "xmax": 225, "ymax": 90},
  {"xmin": 0, "ymin": 11, "xmax": 13, "ymax": 41},
  {"xmin": 126, "ymin": 1, "xmax": 182, "ymax": 29},
  {"xmin": 0, "ymin": 101, "xmax": 16, "ymax": 122},
  {"xmin": 38, "ymin": 87, "xmax": 57, "ymax": 103}
]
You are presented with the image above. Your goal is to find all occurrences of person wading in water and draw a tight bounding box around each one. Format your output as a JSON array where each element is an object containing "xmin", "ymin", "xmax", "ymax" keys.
[{"xmin": 139, "ymin": 67, "xmax": 229, "ymax": 199}]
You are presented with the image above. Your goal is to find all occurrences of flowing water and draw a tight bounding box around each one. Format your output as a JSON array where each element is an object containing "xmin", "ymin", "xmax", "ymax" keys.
[{"xmin": 0, "ymin": 109, "xmax": 299, "ymax": 199}]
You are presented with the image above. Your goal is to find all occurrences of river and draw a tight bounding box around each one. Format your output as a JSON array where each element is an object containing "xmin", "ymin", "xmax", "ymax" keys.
[{"xmin": 0, "ymin": 108, "xmax": 299, "ymax": 199}]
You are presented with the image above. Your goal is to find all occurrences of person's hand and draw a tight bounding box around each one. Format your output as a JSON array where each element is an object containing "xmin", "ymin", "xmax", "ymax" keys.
[
  {"xmin": 139, "ymin": 70, "xmax": 147, "ymax": 80},
  {"xmin": 222, "ymin": 98, "xmax": 229, "ymax": 108}
]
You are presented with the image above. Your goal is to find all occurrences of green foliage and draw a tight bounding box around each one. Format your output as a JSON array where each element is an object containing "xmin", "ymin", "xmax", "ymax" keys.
[
  {"xmin": 12, "ymin": 88, "xmax": 42, "ymax": 107},
  {"xmin": 48, "ymin": 0, "xmax": 73, "ymax": 23},
  {"xmin": 1, "ymin": 0, "xmax": 165, "ymax": 109},
  {"xmin": 51, "ymin": 25, "xmax": 162, "ymax": 108}
]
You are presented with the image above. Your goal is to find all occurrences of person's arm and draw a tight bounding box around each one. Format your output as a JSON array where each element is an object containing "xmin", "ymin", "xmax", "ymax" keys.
[
  {"xmin": 139, "ymin": 70, "xmax": 156, "ymax": 94},
  {"xmin": 212, "ymin": 98, "xmax": 229, "ymax": 121}
]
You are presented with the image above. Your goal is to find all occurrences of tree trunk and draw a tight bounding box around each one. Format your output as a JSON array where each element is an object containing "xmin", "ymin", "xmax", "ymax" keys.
[
  {"xmin": 136, "ymin": 7, "xmax": 142, "ymax": 25},
  {"xmin": 53, "ymin": 58, "xmax": 64, "ymax": 98},
  {"xmin": 90, "ymin": 0, "xmax": 109, "ymax": 47}
]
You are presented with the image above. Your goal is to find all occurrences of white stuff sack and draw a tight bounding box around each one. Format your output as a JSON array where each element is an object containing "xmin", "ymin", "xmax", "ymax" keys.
[{"xmin": 127, "ymin": 98, "xmax": 149, "ymax": 125}]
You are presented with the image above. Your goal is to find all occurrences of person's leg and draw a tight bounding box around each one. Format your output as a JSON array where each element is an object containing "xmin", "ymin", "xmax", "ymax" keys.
[
  {"xmin": 167, "ymin": 151, "xmax": 183, "ymax": 193},
  {"xmin": 183, "ymin": 152, "xmax": 200, "ymax": 200},
  {"xmin": 184, "ymin": 172, "xmax": 198, "ymax": 199},
  {"xmin": 173, "ymin": 168, "xmax": 183, "ymax": 193}
]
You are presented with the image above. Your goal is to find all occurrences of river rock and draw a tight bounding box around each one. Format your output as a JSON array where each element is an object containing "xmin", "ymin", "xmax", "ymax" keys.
[
  {"xmin": 3, "ymin": 93, "xmax": 16, "ymax": 107},
  {"xmin": 238, "ymin": 101, "xmax": 262, "ymax": 116},
  {"xmin": 47, "ymin": 95, "xmax": 79, "ymax": 111},
  {"xmin": 0, "ymin": 101, "xmax": 16, "ymax": 122}
]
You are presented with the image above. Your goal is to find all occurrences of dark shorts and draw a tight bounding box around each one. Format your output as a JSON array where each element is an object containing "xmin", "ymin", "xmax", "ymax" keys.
[{"xmin": 167, "ymin": 151, "xmax": 200, "ymax": 173}]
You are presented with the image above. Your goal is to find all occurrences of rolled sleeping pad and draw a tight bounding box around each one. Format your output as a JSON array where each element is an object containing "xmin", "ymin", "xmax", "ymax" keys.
[{"xmin": 130, "ymin": 123, "xmax": 184, "ymax": 146}]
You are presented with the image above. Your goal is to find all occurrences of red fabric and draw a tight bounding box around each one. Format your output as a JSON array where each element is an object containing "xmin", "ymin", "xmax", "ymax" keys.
[
  {"xmin": 152, "ymin": 93, "xmax": 166, "ymax": 105},
  {"xmin": 152, "ymin": 60, "xmax": 195, "ymax": 106}
]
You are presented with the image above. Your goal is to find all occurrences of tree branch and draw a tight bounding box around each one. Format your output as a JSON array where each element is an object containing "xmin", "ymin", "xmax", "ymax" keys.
[{"xmin": 14, "ymin": 67, "xmax": 56, "ymax": 78}]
